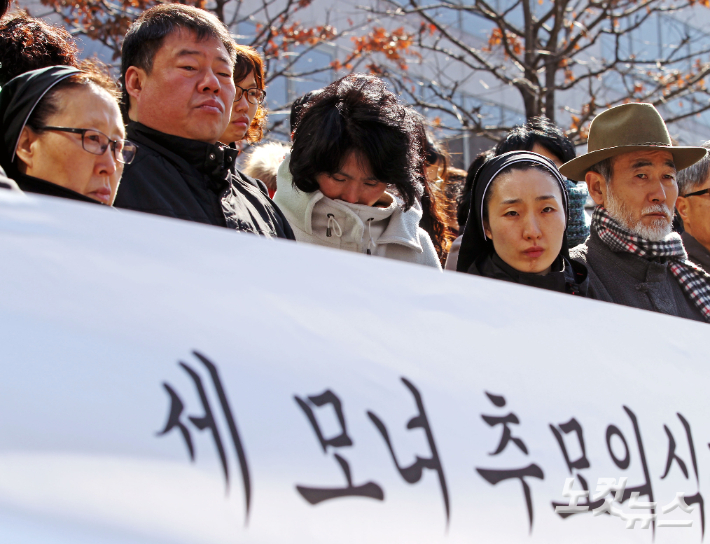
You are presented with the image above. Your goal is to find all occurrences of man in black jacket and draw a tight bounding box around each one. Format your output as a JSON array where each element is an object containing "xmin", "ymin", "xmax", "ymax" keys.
[{"xmin": 114, "ymin": 4, "xmax": 294, "ymax": 240}]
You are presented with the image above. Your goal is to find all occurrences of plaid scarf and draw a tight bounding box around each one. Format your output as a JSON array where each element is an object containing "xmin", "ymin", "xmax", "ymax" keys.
[{"xmin": 592, "ymin": 206, "xmax": 710, "ymax": 322}]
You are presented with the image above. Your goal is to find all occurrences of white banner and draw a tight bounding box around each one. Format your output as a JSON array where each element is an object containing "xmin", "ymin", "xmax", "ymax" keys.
[{"xmin": 0, "ymin": 190, "xmax": 707, "ymax": 544}]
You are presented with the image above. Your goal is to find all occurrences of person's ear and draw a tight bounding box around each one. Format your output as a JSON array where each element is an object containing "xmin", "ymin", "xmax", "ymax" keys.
[
  {"xmin": 483, "ymin": 219, "xmax": 493, "ymax": 240},
  {"xmin": 676, "ymin": 196, "xmax": 690, "ymax": 225},
  {"xmin": 14, "ymin": 126, "xmax": 39, "ymax": 172},
  {"xmin": 124, "ymin": 66, "xmax": 147, "ymax": 101},
  {"xmin": 585, "ymin": 170, "xmax": 605, "ymax": 206}
]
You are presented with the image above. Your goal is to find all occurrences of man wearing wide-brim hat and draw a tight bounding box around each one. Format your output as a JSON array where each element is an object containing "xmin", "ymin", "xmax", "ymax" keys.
[{"xmin": 560, "ymin": 102, "xmax": 710, "ymax": 323}]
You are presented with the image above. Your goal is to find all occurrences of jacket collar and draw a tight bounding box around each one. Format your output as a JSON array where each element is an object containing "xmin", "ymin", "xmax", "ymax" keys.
[
  {"xmin": 127, "ymin": 122, "xmax": 238, "ymax": 192},
  {"xmin": 14, "ymin": 171, "xmax": 101, "ymax": 205},
  {"xmin": 275, "ymin": 153, "xmax": 424, "ymax": 251},
  {"xmin": 472, "ymin": 252, "xmax": 587, "ymax": 295}
]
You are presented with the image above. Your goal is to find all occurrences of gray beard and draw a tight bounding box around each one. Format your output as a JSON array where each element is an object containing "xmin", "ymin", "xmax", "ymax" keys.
[{"xmin": 605, "ymin": 187, "xmax": 673, "ymax": 242}]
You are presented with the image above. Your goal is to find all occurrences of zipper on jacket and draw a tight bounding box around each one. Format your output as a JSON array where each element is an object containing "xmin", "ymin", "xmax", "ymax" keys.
[{"xmin": 366, "ymin": 218, "xmax": 375, "ymax": 255}]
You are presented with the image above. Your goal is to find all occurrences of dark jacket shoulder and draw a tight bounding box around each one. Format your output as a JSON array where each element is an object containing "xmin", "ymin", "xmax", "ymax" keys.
[
  {"xmin": 235, "ymin": 169, "xmax": 269, "ymax": 198},
  {"xmin": 229, "ymin": 168, "xmax": 296, "ymax": 240},
  {"xmin": 115, "ymin": 126, "xmax": 221, "ymax": 223},
  {"xmin": 15, "ymin": 172, "xmax": 99, "ymax": 204},
  {"xmin": 115, "ymin": 123, "xmax": 294, "ymax": 240},
  {"xmin": 571, "ymin": 230, "xmax": 705, "ymax": 321},
  {"xmin": 469, "ymin": 252, "xmax": 589, "ymax": 296},
  {"xmin": 682, "ymin": 232, "xmax": 710, "ymax": 274}
]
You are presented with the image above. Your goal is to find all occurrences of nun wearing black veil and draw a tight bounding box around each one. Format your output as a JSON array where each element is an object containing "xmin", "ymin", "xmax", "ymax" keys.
[
  {"xmin": 0, "ymin": 65, "xmax": 134, "ymax": 205},
  {"xmin": 456, "ymin": 151, "xmax": 588, "ymax": 296}
]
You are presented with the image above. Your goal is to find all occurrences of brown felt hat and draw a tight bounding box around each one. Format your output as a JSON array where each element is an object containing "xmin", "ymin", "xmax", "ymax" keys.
[{"xmin": 559, "ymin": 103, "xmax": 707, "ymax": 181}]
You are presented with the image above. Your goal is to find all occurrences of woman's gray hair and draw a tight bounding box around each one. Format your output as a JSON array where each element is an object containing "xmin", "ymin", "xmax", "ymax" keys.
[{"xmin": 677, "ymin": 141, "xmax": 710, "ymax": 196}]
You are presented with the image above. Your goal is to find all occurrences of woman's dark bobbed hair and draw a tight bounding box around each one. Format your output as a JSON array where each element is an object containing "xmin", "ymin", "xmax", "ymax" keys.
[{"xmin": 289, "ymin": 73, "xmax": 423, "ymax": 210}]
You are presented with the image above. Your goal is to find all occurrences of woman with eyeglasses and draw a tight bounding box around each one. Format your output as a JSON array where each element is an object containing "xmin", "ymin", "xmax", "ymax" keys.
[
  {"xmin": 218, "ymin": 45, "xmax": 279, "ymax": 198},
  {"xmin": 219, "ymin": 45, "xmax": 267, "ymax": 148},
  {"xmin": 0, "ymin": 64, "xmax": 135, "ymax": 205}
]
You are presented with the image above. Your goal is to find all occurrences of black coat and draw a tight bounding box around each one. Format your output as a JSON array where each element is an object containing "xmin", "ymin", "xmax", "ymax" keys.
[
  {"xmin": 571, "ymin": 230, "xmax": 705, "ymax": 321},
  {"xmin": 13, "ymin": 171, "xmax": 100, "ymax": 203},
  {"xmin": 682, "ymin": 231, "xmax": 710, "ymax": 274},
  {"xmin": 468, "ymin": 252, "xmax": 589, "ymax": 296},
  {"xmin": 114, "ymin": 123, "xmax": 295, "ymax": 240}
]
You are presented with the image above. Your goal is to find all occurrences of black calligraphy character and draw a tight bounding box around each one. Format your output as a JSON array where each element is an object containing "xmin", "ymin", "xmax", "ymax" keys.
[
  {"xmin": 551, "ymin": 418, "xmax": 590, "ymax": 472},
  {"xmin": 604, "ymin": 406, "xmax": 655, "ymax": 536},
  {"xmin": 367, "ymin": 377, "xmax": 450, "ymax": 527},
  {"xmin": 477, "ymin": 465, "xmax": 545, "ymax": 530},
  {"xmin": 157, "ymin": 351, "xmax": 251, "ymax": 524},
  {"xmin": 157, "ymin": 383, "xmax": 195, "ymax": 460},
  {"xmin": 662, "ymin": 423, "xmax": 688, "ymax": 479},
  {"xmin": 661, "ymin": 413, "xmax": 704, "ymax": 537},
  {"xmin": 475, "ymin": 392, "xmax": 544, "ymax": 534},
  {"xmin": 295, "ymin": 390, "xmax": 384, "ymax": 505},
  {"xmin": 550, "ymin": 417, "xmax": 604, "ymax": 518},
  {"xmin": 483, "ymin": 392, "xmax": 528, "ymax": 455}
]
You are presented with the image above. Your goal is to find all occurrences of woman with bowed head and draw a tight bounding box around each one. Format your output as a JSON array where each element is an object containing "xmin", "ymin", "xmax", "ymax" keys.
[
  {"xmin": 274, "ymin": 74, "xmax": 440, "ymax": 269},
  {"xmin": 0, "ymin": 65, "xmax": 135, "ymax": 205},
  {"xmin": 456, "ymin": 151, "xmax": 588, "ymax": 295}
]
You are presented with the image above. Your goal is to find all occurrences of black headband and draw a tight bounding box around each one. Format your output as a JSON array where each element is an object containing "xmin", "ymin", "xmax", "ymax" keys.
[{"xmin": 457, "ymin": 150, "xmax": 570, "ymax": 273}]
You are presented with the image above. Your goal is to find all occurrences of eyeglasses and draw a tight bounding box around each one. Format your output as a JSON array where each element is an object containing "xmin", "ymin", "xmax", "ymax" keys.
[
  {"xmin": 38, "ymin": 126, "xmax": 138, "ymax": 164},
  {"xmin": 682, "ymin": 188, "xmax": 710, "ymax": 198},
  {"xmin": 234, "ymin": 85, "xmax": 266, "ymax": 105}
]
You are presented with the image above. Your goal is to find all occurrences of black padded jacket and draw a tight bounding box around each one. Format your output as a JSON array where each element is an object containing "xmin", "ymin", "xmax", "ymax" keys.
[
  {"xmin": 468, "ymin": 252, "xmax": 589, "ymax": 296},
  {"xmin": 114, "ymin": 122, "xmax": 294, "ymax": 240}
]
